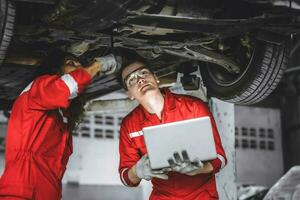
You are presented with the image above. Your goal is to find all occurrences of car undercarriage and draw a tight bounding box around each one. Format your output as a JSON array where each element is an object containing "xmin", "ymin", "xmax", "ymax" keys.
[{"xmin": 1, "ymin": 0, "xmax": 300, "ymax": 109}]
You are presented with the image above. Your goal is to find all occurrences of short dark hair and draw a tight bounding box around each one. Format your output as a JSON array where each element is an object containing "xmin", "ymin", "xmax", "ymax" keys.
[
  {"xmin": 117, "ymin": 53, "xmax": 153, "ymax": 90},
  {"xmin": 33, "ymin": 48, "xmax": 78, "ymax": 78}
]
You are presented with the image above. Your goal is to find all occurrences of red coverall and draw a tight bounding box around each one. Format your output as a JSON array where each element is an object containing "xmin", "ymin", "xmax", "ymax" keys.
[
  {"xmin": 119, "ymin": 89, "xmax": 227, "ymax": 200},
  {"xmin": 0, "ymin": 68, "xmax": 91, "ymax": 200}
]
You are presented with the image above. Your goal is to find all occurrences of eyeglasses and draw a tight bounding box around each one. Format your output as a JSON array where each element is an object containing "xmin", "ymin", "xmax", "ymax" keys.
[{"xmin": 123, "ymin": 67, "xmax": 152, "ymax": 89}]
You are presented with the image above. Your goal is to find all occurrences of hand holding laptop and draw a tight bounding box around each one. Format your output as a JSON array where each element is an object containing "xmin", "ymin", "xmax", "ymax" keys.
[
  {"xmin": 168, "ymin": 150, "xmax": 204, "ymax": 176},
  {"xmin": 143, "ymin": 117, "xmax": 217, "ymax": 170},
  {"xmin": 135, "ymin": 154, "xmax": 169, "ymax": 181}
]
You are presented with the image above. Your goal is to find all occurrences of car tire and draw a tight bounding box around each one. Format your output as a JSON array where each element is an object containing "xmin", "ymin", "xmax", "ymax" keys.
[
  {"xmin": 0, "ymin": 0, "xmax": 15, "ymax": 65},
  {"xmin": 201, "ymin": 40, "xmax": 288, "ymax": 105}
]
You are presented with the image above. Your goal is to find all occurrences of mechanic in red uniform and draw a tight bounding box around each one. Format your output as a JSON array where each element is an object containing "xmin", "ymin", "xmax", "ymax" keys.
[
  {"xmin": 118, "ymin": 56, "xmax": 227, "ymax": 200},
  {"xmin": 0, "ymin": 50, "xmax": 117, "ymax": 200}
]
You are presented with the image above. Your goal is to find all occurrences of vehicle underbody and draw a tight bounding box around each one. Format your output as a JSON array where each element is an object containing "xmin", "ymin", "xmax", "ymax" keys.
[{"xmin": 1, "ymin": 0, "xmax": 300, "ymax": 109}]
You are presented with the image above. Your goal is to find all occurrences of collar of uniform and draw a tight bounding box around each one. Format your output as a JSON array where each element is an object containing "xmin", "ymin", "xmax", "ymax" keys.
[{"xmin": 138, "ymin": 88, "xmax": 176, "ymax": 124}]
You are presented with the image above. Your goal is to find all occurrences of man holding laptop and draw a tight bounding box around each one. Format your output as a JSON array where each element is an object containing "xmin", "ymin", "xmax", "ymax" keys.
[{"xmin": 118, "ymin": 55, "xmax": 227, "ymax": 200}]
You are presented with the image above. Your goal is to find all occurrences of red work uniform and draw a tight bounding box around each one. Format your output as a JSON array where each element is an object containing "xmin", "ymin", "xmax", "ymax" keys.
[
  {"xmin": 119, "ymin": 89, "xmax": 227, "ymax": 200},
  {"xmin": 0, "ymin": 68, "xmax": 91, "ymax": 200}
]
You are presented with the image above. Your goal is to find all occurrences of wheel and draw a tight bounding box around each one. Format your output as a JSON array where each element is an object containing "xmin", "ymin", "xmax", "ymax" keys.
[
  {"xmin": 0, "ymin": 0, "xmax": 15, "ymax": 65},
  {"xmin": 201, "ymin": 38, "xmax": 288, "ymax": 105}
]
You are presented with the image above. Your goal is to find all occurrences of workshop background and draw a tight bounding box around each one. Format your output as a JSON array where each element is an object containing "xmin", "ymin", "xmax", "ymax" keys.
[
  {"xmin": 1, "ymin": 0, "xmax": 300, "ymax": 199},
  {"xmin": 1, "ymin": 68, "xmax": 300, "ymax": 199}
]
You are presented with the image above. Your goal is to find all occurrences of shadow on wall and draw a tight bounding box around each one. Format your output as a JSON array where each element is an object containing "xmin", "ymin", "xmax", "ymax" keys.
[{"xmin": 0, "ymin": 112, "xmax": 8, "ymax": 176}]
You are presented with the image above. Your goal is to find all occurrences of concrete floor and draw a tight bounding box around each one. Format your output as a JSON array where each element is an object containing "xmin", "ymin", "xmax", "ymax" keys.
[{"xmin": 62, "ymin": 184, "xmax": 143, "ymax": 200}]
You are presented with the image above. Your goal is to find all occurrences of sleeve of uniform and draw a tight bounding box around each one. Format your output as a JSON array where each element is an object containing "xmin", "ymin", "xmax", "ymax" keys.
[
  {"xmin": 27, "ymin": 68, "xmax": 91, "ymax": 110},
  {"xmin": 118, "ymin": 120, "xmax": 141, "ymax": 187},
  {"xmin": 193, "ymin": 100, "xmax": 227, "ymax": 174}
]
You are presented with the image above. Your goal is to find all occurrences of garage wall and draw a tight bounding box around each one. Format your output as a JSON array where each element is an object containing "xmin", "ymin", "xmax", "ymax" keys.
[
  {"xmin": 63, "ymin": 111, "xmax": 128, "ymax": 185},
  {"xmin": 62, "ymin": 110, "xmax": 143, "ymax": 200},
  {"xmin": 211, "ymin": 98, "xmax": 236, "ymax": 200},
  {"xmin": 235, "ymin": 106, "xmax": 284, "ymax": 187}
]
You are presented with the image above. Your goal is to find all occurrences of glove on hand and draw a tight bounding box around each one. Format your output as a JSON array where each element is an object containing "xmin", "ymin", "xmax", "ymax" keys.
[
  {"xmin": 168, "ymin": 150, "xmax": 203, "ymax": 176},
  {"xmin": 94, "ymin": 54, "xmax": 120, "ymax": 75},
  {"xmin": 135, "ymin": 154, "xmax": 169, "ymax": 181}
]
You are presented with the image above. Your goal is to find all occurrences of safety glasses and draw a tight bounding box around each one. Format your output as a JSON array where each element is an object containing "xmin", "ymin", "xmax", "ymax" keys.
[{"xmin": 123, "ymin": 67, "xmax": 152, "ymax": 89}]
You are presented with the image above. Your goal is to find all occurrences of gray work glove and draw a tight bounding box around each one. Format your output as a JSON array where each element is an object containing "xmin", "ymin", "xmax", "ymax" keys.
[
  {"xmin": 135, "ymin": 154, "xmax": 169, "ymax": 181},
  {"xmin": 168, "ymin": 150, "xmax": 204, "ymax": 176},
  {"xmin": 94, "ymin": 54, "xmax": 121, "ymax": 75}
]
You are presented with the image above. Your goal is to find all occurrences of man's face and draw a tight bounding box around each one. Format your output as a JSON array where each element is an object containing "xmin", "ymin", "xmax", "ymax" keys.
[
  {"xmin": 61, "ymin": 58, "xmax": 82, "ymax": 74},
  {"xmin": 122, "ymin": 62, "xmax": 159, "ymax": 101}
]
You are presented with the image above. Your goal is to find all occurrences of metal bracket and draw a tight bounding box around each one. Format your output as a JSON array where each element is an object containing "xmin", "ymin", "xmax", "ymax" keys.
[
  {"xmin": 161, "ymin": 46, "xmax": 240, "ymax": 73},
  {"xmin": 170, "ymin": 64, "xmax": 208, "ymax": 102},
  {"xmin": 13, "ymin": 0, "xmax": 55, "ymax": 4}
]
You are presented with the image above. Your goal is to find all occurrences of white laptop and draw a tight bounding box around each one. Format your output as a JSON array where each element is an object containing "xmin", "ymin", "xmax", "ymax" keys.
[{"xmin": 142, "ymin": 117, "xmax": 217, "ymax": 169}]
